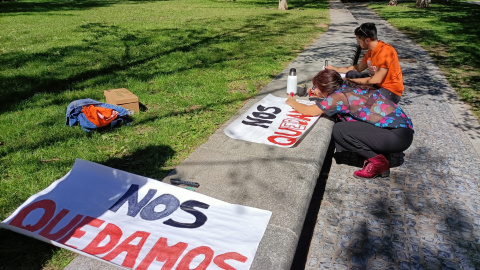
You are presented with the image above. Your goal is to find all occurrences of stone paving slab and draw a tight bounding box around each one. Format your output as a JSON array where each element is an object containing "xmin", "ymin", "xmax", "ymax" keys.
[{"xmin": 305, "ymin": 3, "xmax": 480, "ymax": 270}]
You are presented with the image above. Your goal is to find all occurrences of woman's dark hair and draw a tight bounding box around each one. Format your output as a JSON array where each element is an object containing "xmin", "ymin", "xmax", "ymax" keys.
[
  {"xmin": 312, "ymin": 69, "xmax": 344, "ymax": 96},
  {"xmin": 312, "ymin": 69, "xmax": 374, "ymax": 96}
]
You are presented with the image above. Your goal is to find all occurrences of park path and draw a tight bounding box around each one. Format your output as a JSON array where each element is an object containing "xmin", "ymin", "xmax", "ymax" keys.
[{"xmin": 305, "ymin": 2, "xmax": 480, "ymax": 270}]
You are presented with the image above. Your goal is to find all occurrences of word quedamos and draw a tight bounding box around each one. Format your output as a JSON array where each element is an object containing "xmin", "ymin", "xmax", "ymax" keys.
[
  {"xmin": 11, "ymin": 184, "xmax": 209, "ymax": 231},
  {"xmin": 9, "ymin": 184, "xmax": 248, "ymax": 269}
]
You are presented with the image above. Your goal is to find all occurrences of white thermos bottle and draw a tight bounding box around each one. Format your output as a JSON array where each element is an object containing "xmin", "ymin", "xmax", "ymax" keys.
[{"xmin": 287, "ymin": 68, "xmax": 297, "ymax": 95}]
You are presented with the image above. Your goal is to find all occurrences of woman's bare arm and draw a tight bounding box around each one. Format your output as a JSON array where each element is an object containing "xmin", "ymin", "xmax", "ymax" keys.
[{"xmin": 286, "ymin": 96, "xmax": 324, "ymax": 116}]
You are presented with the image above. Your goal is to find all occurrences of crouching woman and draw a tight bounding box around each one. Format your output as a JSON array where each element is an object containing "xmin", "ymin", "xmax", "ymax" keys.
[{"xmin": 287, "ymin": 69, "xmax": 414, "ymax": 179}]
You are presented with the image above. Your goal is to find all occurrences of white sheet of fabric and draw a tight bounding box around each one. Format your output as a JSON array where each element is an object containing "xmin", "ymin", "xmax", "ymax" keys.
[
  {"xmin": 224, "ymin": 94, "xmax": 320, "ymax": 148},
  {"xmin": 1, "ymin": 159, "xmax": 272, "ymax": 270}
]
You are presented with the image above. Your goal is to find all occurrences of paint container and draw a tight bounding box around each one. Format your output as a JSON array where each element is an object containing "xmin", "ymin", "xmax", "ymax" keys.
[{"xmin": 297, "ymin": 83, "xmax": 307, "ymax": 97}]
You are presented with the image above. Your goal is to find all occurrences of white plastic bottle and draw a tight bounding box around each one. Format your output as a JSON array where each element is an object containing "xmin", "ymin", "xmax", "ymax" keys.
[{"xmin": 287, "ymin": 68, "xmax": 297, "ymax": 95}]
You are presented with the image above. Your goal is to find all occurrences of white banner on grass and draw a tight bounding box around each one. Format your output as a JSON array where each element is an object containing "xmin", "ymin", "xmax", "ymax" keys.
[
  {"xmin": 224, "ymin": 94, "xmax": 320, "ymax": 147},
  {"xmin": 1, "ymin": 159, "xmax": 272, "ymax": 270}
]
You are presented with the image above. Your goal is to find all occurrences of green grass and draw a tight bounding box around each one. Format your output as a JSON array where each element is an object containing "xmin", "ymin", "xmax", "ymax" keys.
[
  {"xmin": 0, "ymin": 0, "xmax": 328, "ymax": 268},
  {"xmin": 369, "ymin": 1, "xmax": 480, "ymax": 120}
]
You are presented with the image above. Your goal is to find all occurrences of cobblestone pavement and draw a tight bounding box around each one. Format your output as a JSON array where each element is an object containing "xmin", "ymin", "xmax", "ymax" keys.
[{"xmin": 305, "ymin": 3, "xmax": 480, "ymax": 270}]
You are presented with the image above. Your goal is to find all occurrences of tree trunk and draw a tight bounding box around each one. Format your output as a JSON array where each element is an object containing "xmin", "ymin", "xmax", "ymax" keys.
[
  {"xmin": 388, "ymin": 0, "xmax": 398, "ymax": 6},
  {"xmin": 278, "ymin": 0, "xmax": 288, "ymax": 10},
  {"xmin": 416, "ymin": 0, "xmax": 429, "ymax": 8}
]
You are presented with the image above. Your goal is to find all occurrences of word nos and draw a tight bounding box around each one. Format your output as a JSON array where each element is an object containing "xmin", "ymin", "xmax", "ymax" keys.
[
  {"xmin": 8, "ymin": 184, "xmax": 248, "ymax": 270},
  {"xmin": 242, "ymin": 104, "xmax": 314, "ymax": 146}
]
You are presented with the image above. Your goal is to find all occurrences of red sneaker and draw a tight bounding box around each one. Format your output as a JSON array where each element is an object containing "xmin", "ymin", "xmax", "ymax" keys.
[{"xmin": 354, "ymin": 154, "xmax": 390, "ymax": 179}]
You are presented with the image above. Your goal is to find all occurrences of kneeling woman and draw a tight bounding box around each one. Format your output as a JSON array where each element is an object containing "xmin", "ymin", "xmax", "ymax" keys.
[{"xmin": 286, "ymin": 69, "xmax": 414, "ymax": 179}]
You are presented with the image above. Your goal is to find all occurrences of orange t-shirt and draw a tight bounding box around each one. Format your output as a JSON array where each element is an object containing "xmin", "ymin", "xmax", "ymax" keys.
[
  {"xmin": 362, "ymin": 40, "xmax": 404, "ymax": 96},
  {"xmin": 81, "ymin": 105, "xmax": 119, "ymax": 128}
]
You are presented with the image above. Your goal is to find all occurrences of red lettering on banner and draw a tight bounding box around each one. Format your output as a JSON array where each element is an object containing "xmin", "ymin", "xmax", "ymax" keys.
[
  {"xmin": 82, "ymin": 223, "xmax": 122, "ymax": 255},
  {"xmin": 58, "ymin": 216, "xmax": 104, "ymax": 248},
  {"xmin": 177, "ymin": 246, "xmax": 214, "ymax": 270},
  {"xmin": 286, "ymin": 111, "xmax": 313, "ymax": 122},
  {"xmin": 213, "ymin": 252, "xmax": 248, "ymax": 270},
  {"xmin": 7, "ymin": 199, "xmax": 251, "ymax": 270},
  {"xmin": 267, "ymin": 135, "xmax": 297, "ymax": 146},
  {"xmin": 275, "ymin": 127, "xmax": 303, "ymax": 137},
  {"xmin": 39, "ymin": 209, "xmax": 84, "ymax": 241},
  {"xmin": 136, "ymin": 237, "xmax": 188, "ymax": 270},
  {"xmin": 9, "ymin": 199, "xmax": 56, "ymax": 232},
  {"xmin": 268, "ymin": 109, "xmax": 315, "ymax": 146},
  {"xmin": 280, "ymin": 119, "xmax": 308, "ymax": 130},
  {"xmin": 103, "ymin": 231, "xmax": 150, "ymax": 268}
]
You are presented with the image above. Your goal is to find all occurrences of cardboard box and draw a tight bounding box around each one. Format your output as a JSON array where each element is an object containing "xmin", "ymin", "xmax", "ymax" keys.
[{"xmin": 104, "ymin": 88, "xmax": 139, "ymax": 115}]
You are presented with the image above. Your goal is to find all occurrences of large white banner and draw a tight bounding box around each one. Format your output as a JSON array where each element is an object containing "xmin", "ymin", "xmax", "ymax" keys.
[
  {"xmin": 1, "ymin": 159, "xmax": 272, "ymax": 270},
  {"xmin": 224, "ymin": 94, "xmax": 320, "ymax": 148}
]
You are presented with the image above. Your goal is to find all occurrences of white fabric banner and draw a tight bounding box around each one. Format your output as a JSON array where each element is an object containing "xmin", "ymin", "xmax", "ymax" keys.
[
  {"xmin": 224, "ymin": 94, "xmax": 320, "ymax": 147},
  {"xmin": 1, "ymin": 159, "xmax": 272, "ymax": 270}
]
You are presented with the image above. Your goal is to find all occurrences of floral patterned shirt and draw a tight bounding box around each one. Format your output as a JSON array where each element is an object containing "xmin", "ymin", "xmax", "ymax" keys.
[{"xmin": 316, "ymin": 85, "xmax": 414, "ymax": 130}]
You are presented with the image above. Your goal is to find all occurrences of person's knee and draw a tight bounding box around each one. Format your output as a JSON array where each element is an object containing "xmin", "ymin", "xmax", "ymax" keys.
[
  {"xmin": 332, "ymin": 122, "xmax": 348, "ymax": 140},
  {"xmin": 345, "ymin": 70, "xmax": 359, "ymax": 78},
  {"xmin": 346, "ymin": 70, "xmax": 368, "ymax": 79}
]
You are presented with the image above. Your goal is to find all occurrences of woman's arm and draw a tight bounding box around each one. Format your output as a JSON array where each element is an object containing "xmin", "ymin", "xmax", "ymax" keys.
[{"xmin": 286, "ymin": 96, "xmax": 324, "ymax": 116}]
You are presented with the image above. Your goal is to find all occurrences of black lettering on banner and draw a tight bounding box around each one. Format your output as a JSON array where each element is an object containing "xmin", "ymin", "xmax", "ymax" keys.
[
  {"xmin": 241, "ymin": 105, "xmax": 282, "ymax": 129},
  {"xmin": 140, "ymin": 194, "xmax": 180, "ymax": 221},
  {"xmin": 163, "ymin": 200, "xmax": 210, "ymax": 229},
  {"xmin": 252, "ymin": 112, "xmax": 276, "ymax": 119},
  {"xmin": 109, "ymin": 184, "xmax": 210, "ymax": 229},
  {"xmin": 109, "ymin": 184, "xmax": 157, "ymax": 217},
  {"xmin": 242, "ymin": 116, "xmax": 273, "ymax": 129},
  {"xmin": 257, "ymin": 105, "xmax": 281, "ymax": 114}
]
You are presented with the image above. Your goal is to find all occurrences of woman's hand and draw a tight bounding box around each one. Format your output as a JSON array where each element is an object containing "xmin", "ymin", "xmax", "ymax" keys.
[
  {"xmin": 286, "ymin": 95, "xmax": 296, "ymax": 106},
  {"xmin": 308, "ymin": 87, "xmax": 320, "ymax": 98},
  {"xmin": 324, "ymin": 65, "xmax": 335, "ymax": 71},
  {"xmin": 308, "ymin": 86, "xmax": 324, "ymax": 98},
  {"xmin": 286, "ymin": 95, "xmax": 323, "ymax": 116}
]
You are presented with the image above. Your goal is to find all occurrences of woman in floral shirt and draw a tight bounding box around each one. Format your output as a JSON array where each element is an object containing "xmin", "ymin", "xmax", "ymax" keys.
[{"xmin": 286, "ymin": 69, "xmax": 414, "ymax": 179}]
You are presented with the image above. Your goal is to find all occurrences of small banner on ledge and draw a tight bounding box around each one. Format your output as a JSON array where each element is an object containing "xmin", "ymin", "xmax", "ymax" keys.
[
  {"xmin": 224, "ymin": 94, "xmax": 320, "ymax": 148},
  {"xmin": 1, "ymin": 159, "xmax": 272, "ymax": 270}
]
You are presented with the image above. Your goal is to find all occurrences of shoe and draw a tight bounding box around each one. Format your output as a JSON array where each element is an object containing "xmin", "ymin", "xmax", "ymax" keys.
[{"xmin": 353, "ymin": 154, "xmax": 390, "ymax": 179}]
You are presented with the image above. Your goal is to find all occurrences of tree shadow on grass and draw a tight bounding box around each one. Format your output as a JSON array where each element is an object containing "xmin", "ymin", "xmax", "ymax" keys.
[
  {"xmin": 0, "ymin": 0, "xmax": 329, "ymax": 15},
  {"xmin": 102, "ymin": 144, "xmax": 176, "ymax": 180},
  {"xmin": 0, "ymin": 11, "xmax": 309, "ymax": 114},
  {"xmin": 0, "ymin": 229, "xmax": 65, "ymax": 270},
  {"xmin": 0, "ymin": 0, "xmax": 171, "ymax": 14},
  {"xmin": 0, "ymin": 144, "xmax": 175, "ymax": 270},
  {"xmin": 240, "ymin": 0, "xmax": 329, "ymax": 9}
]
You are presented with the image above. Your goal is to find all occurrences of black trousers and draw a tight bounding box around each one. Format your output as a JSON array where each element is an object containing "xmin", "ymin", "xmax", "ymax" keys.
[
  {"xmin": 332, "ymin": 121, "xmax": 414, "ymax": 159},
  {"xmin": 345, "ymin": 70, "xmax": 401, "ymax": 104}
]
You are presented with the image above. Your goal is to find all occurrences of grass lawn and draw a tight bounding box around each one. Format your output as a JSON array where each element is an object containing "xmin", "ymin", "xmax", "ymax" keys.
[
  {"xmin": 0, "ymin": 0, "xmax": 329, "ymax": 268},
  {"xmin": 369, "ymin": 1, "xmax": 480, "ymax": 121}
]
